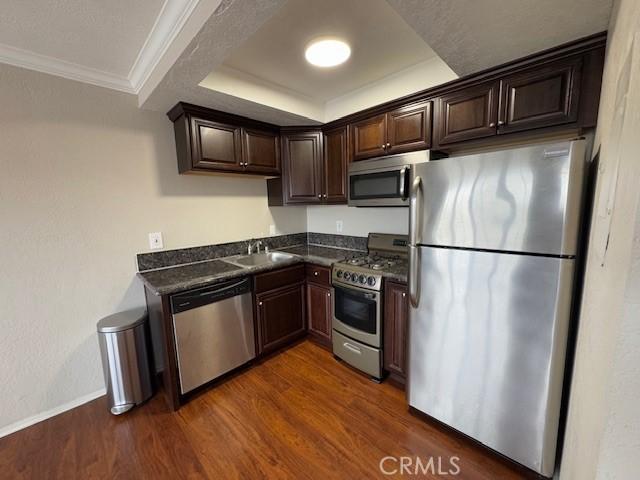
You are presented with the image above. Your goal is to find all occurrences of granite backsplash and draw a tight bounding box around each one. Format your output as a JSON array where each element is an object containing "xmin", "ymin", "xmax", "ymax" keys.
[{"xmin": 137, "ymin": 232, "xmax": 368, "ymax": 272}]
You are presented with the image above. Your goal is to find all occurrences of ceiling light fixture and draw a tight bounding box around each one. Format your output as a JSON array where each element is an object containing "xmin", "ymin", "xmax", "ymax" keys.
[{"xmin": 305, "ymin": 38, "xmax": 351, "ymax": 67}]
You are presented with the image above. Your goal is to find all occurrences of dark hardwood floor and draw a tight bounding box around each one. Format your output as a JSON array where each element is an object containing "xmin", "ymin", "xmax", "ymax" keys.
[{"xmin": 0, "ymin": 341, "xmax": 528, "ymax": 479}]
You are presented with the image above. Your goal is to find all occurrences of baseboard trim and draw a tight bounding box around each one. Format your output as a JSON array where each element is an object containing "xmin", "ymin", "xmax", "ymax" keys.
[{"xmin": 0, "ymin": 388, "xmax": 106, "ymax": 439}]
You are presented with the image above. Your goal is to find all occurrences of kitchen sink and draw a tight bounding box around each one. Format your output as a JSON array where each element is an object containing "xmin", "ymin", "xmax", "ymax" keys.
[{"xmin": 224, "ymin": 251, "xmax": 296, "ymax": 268}]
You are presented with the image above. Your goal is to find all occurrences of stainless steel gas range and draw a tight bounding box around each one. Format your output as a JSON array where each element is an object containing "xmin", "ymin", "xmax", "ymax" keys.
[{"xmin": 331, "ymin": 233, "xmax": 408, "ymax": 380}]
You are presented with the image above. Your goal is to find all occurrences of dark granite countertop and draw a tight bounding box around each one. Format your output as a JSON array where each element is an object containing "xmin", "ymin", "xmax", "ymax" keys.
[{"xmin": 138, "ymin": 244, "xmax": 407, "ymax": 296}]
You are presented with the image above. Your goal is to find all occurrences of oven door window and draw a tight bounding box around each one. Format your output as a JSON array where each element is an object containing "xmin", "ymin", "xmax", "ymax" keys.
[
  {"xmin": 334, "ymin": 286, "xmax": 377, "ymax": 334},
  {"xmin": 350, "ymin": 171, "xmax": 401, "ymax": 200}
]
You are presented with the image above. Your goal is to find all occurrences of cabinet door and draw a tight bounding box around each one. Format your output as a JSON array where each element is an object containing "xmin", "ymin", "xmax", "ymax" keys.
[
  {"xmin": 323, "ymin": 126, "xmax": 348, "ymax": 204},
  {"xmin": 383, "ymin": 281, "xmax": 408, "ymax": 380},
  {"xmin": 242, "ymin": 128, "xmax": 280, "ymax": 174},
  {"xmin": 434, "ymin": 82, "xmax": 499, "ymax": 146},
  {"xmin": 256, "ymin": 283, "xmax": 306, "ymax": 354},
  {"xmin": 282, "ymin": 132, "xmax": 323, "ymax": 204},
  {"xmin": 498, "ymin": 57, "xmax": 582, "ymax": 134},
  {"xmin": 351, "ymin": 114, "xmax": 387, "ymax": 160},
  {"xmin": 307, "ymin": 283, "xmax": 332, "ymax": 342},
  {"xmin": 191, "ymin": 117, "xmax": 243, "ymax": 171},
  {"xmin": 386, "ymin": 102, "xmax": 432, "ymax": 154}
]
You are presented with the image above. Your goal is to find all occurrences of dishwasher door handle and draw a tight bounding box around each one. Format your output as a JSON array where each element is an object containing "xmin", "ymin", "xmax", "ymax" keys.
[{"xmin": 196, "ymin": 279, "xmax": 247, "ymax": 297}]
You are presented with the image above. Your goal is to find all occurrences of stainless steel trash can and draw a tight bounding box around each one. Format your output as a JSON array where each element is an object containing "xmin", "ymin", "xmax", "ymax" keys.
[{"xmin": 97, "ymin": 307, "xmax": 153, "ymax": 415}]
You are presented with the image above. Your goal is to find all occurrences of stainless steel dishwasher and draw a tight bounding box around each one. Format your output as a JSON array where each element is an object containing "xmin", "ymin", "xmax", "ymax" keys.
[{"xmin": 171, "ymin": 277, "xmax": 255, "ymax": 394}]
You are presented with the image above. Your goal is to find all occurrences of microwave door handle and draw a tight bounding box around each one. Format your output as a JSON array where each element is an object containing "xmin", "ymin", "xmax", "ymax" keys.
[{"xmin": 399, "ymin": 166, "xmax": 408, "ymax": 200}]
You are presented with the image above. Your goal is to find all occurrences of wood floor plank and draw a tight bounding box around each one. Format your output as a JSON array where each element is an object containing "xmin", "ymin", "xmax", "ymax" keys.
[{"xmin": 0, "ymin": 340, "xmax": 529, "ymax": 479}]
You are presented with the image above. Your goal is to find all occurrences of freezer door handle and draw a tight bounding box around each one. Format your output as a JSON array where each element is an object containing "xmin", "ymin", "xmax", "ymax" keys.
[
  {"xmin": 409, "ymin": 175, "xmax": 422, "ymax": 246},
  {"xmin": 408, "ymin": 246, "xmax": 421, "ymax": 308}
]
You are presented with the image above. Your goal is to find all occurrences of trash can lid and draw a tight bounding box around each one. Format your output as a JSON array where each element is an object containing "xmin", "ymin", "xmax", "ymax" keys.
[{"xmin": 97, "ymin": 307, "xmax": 147, "ymax": 333}]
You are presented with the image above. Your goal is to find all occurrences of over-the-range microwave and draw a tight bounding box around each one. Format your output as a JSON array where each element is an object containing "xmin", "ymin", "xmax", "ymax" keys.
[{"xmin": 348, "ymin": 150, "xmax": 437, "ymax": 207}]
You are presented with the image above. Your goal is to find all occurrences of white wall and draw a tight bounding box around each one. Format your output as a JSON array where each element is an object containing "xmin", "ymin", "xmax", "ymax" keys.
[
  {"xmin": 0, "ymin": 63, "xmax": 306, "ymax": 435},
  {"xmin": 560, "ymin": 0, "xmax": 640, "ymax": 477},
  {"xmin": 307, "ymin": 206, "xmax": 409, "ymax": 237}
]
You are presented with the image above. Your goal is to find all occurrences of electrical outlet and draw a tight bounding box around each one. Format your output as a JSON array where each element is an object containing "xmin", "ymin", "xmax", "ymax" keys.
[
  {"xmin": 148, "ymin": 232, "xmax": 163, "ymax": 250},
  {"xmin": 336, "ymin": 220, "xmax": 343, "ymax": 233},
  {"xmin": 269, "ymin": 224, "xmax": 276, "ymax": 235}
]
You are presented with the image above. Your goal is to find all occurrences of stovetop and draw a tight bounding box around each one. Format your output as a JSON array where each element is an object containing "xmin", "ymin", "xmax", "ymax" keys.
[
  {"xmin": 332, "ymin": 233, "xmax": 408, "ymax": 291},
  {"xmin": 338, "ymin": 253, "xmax": 407, "ymax": 272}
]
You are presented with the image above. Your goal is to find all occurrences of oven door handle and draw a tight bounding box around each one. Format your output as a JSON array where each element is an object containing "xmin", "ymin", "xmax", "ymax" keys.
[{"xmin": 334, "ymin": 284, "xmax": 377, "ymax": 299}]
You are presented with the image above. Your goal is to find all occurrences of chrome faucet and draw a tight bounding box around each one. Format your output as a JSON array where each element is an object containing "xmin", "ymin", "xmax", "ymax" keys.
[{"xmin": 247, "ymin": 240, "xmax": 263, "ymax": 255}]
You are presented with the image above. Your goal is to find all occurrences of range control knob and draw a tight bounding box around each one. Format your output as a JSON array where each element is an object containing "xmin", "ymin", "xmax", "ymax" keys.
[
  {"xmin": 358, "ymin": 274, "xmax": 366, "ymax": 284},
  {"xmin": 367, "ymin": 276, "xmax": 376, "ymax": 286},
  {"xmin": 343, "ymin": 272, "xmax": 351, "ymax": 281},
  {"xmin": 348, "ymin": 273, "xmax": 355, "ymax": 282},
  {"xmin": 336, "ymin": 270, "xmax": 343, "ymax": 278}
]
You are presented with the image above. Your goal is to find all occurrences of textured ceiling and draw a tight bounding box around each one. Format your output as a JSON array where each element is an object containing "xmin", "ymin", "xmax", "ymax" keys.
[
  {"xmin": 0, "ymin": 0, "xmax": 164, "ymax": 75},
  {"xmin": 220, "ymin": 0, "xmax": 436, "ymax": 101},
  {"xmin": 386, "ymin": 0, "xmax": 613, "ymax": 77}
]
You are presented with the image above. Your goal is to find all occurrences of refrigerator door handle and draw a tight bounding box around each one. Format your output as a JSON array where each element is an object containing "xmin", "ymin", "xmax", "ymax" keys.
[
  {"xmin": 408, "ymin": 246, "xmax": 421, "ymax": 308},
  {"xmin": 409, "ymin": 175, "xmax": 423, "ymax": 246}
]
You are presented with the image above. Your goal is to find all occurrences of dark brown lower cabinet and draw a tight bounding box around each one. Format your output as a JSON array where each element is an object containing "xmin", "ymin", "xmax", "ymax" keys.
[
  {"xmin": 305, "ymin": 264, "xmax": 332, "ymax": 346},
  {"xmin": 255, "ymin": 266, "xmax": 306, "ymax": 355},
  {"xmin": 383, "ymin": 280, "xmax": 409, "ymax": 384},
  {"xmin": 307, "ymin": 282, "xmax": 332, "ymax": 342}
]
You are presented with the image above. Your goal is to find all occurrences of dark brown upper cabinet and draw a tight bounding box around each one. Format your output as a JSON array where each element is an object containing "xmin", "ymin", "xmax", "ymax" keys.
[
  {"xmin": 497, "ymin": 57, "xmax": 582, "ymax": 134},
  {"xmin": 280, "ymin": 130, "xmax": 323, "ymax": 204},
  {"xmin": 323, "ymin": 126, "xmax": 349, "ymax": 203},
  {"xmin": 351, "ymin": 114, "xmax": 387, "ymax": 160},
  {"xmin": 386, "ymin": 102, "xmax": 432, "ymax": 155},
  {"xmin": 434, "ymin": 82, "xmax": 499, "ymax": 146},
  {"xmin": 351, "ymin": 102, "xmax": 432, "ymax": 161},
  {"xmin": 191, "ymin": 118, "xmax": 243, "ymax": 172},
  {"xmin": 168, "ymin": 103, "xmax": 280, "ymax": 176},
  {"xmin": 268, "ymin": 127, "xmax": 349, "ymax": 206},
  {"xmin": 242, "ymin": 128, "xmax": 280, "ymax": 174}
]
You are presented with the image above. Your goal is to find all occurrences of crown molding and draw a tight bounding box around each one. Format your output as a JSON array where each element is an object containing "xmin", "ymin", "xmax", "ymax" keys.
[
  {"xmin": 128, "ymin": 0, "xmax": 203, "ymax": 94},
  {"xmin": 0, "ymin": 0, "xmax": 204, "ymax": 96},
  {"xmin": 0, "ymin": 42, "xmax": 134, "ymax": 93}
]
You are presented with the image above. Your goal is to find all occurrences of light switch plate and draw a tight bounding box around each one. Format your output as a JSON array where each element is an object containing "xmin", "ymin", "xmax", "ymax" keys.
[
  {"xmin": 148, "ymin": 232, "xmax": 163, "ymax": 250},
  {"xmin": 336, "ymin": 220, "xmax": 343, "ymax": 233},
  {"xmin": 269, "ymin": 224, "xmax": 276, "ymax": 235}
]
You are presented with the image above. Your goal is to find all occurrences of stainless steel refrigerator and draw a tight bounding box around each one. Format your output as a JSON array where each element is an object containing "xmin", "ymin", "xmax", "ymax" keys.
[{"xmin": 407, "ymin": 139, "xmax": 587, "ymax": 477}]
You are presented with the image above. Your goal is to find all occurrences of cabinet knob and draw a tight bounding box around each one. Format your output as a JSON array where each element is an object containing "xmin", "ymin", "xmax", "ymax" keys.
[
  {"xmin": 386, "ymin": 142, "xmax": 391, "ymax": 148},
  {"xmin": 498, "ymin": 120, "xmax": 505, "ymax": 126},
  {"xmin": 381, "ymin": 144, "xmax": 386, "ymax": 149},
  {"xmin": 323, "ymin": 194, "xmax": 327, "ymax": 198},
  {"xmin": 402, "ymin": 292, "xmax": 406, "ymax": 298},
  {"xmin": 258, "ymin": 301, "xmax": 263, "ymax": 306},
  {"xmin": 318, "ymin": 194, "xmax": 322, "ymax": 198},
  {"xmin": 489, "ymin": 122, "xmax": 495, "ymax": 128},
  {"xmin": 314, "ymin": 271, "xmax": 319, "ymax": 276},
  {"xmin": 327, "ymin": 293, "xmax": 331, "ymax": 297}
]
